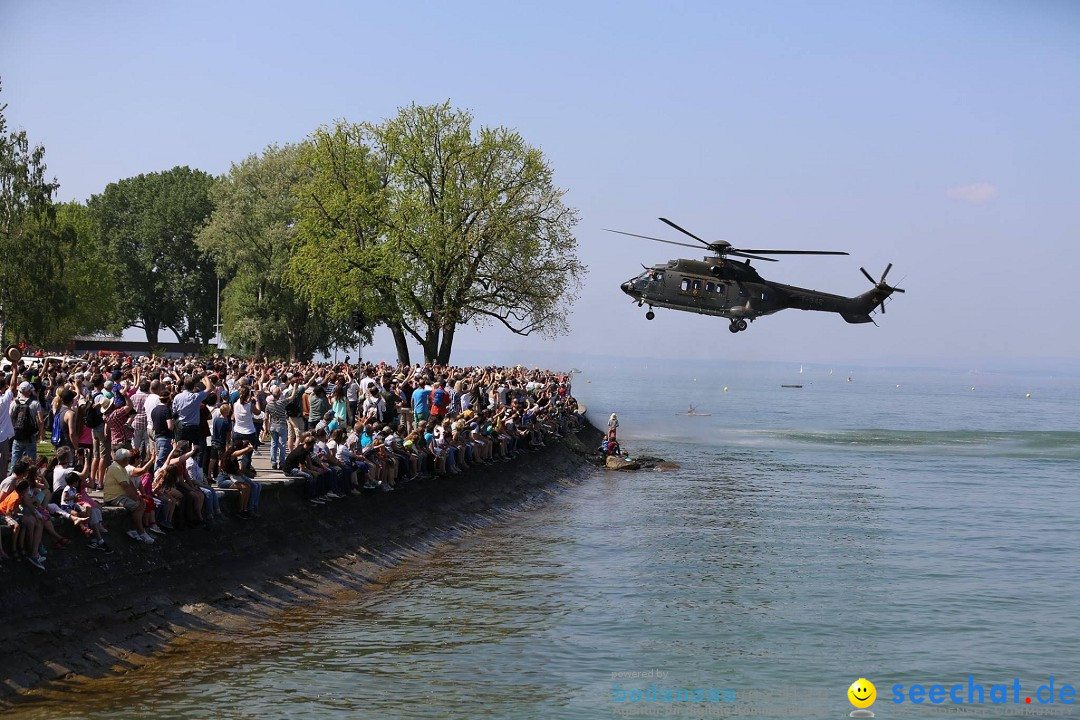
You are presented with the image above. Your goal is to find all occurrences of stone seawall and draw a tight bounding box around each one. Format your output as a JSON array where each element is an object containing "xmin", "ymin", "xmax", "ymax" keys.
[{"xmin": 0, "ymin": 422, "xmax": 602, "ymax": 707}]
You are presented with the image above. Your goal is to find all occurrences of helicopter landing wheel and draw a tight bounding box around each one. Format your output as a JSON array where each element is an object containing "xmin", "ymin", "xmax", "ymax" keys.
[
  {"xmin": 736, "ymin": 319, "xmax": 748, "ymax": 332},
  {"xmin": 645, "ymin": 310, "xmax": 655, "ymax": 321}
]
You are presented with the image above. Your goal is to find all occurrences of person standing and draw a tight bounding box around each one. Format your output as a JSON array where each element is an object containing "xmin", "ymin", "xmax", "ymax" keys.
[
  {"xmin": 172, "ymin": 373, "xmax": 213, "ymax": 461},
  {"xmin": 264, "ymin": 385, "xmax": 290, "ymax": 470},
  {"xmin": 130, "ymin": 376, "xmax": 150, "ymax": 456},
  {"xmin": 231, "ymin": 384, "xmax": 261, "ymax": 469},
  {"xmin": 0, "ymin": 369, "xmax": 17, "ymax": 478},
  {"xmin": 10, "ymin": 381, "xmax": 41, "ymax": 465},
  {"xmin": 151, "ymin": 392, "xmax": 174, "ymax": 471},
  {"xmin": 285, "ymin": 374, "xmax": 305, "ymax": 452}
]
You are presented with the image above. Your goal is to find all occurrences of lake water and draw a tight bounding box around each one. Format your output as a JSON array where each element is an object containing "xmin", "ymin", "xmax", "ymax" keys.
[{"xmin": 11, "ymin": 360, "xmax": 1080, "ymax": 719}]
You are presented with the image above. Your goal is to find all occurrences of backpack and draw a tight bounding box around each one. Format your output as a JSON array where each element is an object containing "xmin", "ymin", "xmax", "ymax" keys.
[
  {"xmin": 286, "ymin": 392, "xmax": 302, "ymax": 418},
  {"xmin": 84, "ymin": 403, "xmax": 104, "ymax": 429},
  {"xmin": 12, "ymin": 400, "xmax": 38, "ymax": 442},
  {"xmin": 51, "ymin": 410, "xmax": 65, "ymax": 446}
]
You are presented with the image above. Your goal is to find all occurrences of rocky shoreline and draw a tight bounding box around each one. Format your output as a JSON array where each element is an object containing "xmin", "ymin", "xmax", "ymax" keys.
[{"xmin": 0, "ymin": 423, "xmax": 603, "ymax": 708}]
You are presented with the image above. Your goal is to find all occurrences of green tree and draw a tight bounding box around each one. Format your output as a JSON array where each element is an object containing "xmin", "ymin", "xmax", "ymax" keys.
[
  {"xmin": 198, "ymin": 143, "xmax": 367, "ymax": 360},
  {"xmin": 10, "ymin": 202, "xmax": 119, "ymax": 345},
  {"xmin": 89, "ymin": 166, "xmax": 218, "ymax": 344},
  {"xmin": 290, "ymin": 123, "xmax": 404, "ymax": 361},
  {"xmin": 293, "ymin": 103, "xmax": 583, "ymax": 365},
  {"xmin": 0, "ymin": 80, "xmax": 59, "ymax": 345}
]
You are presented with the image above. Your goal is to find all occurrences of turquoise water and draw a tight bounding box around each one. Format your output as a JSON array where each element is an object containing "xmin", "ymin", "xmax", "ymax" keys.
[{"xmin": 10, "ymin": 361, "xmax": 1080, "ymax": 719}]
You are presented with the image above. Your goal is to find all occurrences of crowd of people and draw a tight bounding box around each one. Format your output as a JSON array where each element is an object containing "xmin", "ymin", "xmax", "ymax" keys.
[{"xmin": 0, "ymin": 352, "xmax": 585, "ymax": 570}]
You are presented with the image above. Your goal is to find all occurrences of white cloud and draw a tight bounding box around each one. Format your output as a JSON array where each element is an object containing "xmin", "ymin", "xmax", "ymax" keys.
[{"xmin": 946, "ymin": 182, "xmax": 998, "ymax": 204}]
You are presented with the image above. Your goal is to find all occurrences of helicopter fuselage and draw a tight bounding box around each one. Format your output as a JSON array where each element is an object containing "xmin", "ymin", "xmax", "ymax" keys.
[{"xmin": 620, "ymin": 257, "xmax": 895, "ymax": 332}]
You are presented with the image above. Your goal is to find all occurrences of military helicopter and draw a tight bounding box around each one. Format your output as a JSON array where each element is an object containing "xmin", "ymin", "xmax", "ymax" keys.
[{"xmin": 608, "ymin": 218, "xmax": 904, "ymax": 333}]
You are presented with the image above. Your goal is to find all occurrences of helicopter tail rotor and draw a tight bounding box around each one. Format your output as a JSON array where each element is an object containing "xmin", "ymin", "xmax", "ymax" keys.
[{"xmin": 860, "ymin": 264, "xmax": 906, "ymax": 314}]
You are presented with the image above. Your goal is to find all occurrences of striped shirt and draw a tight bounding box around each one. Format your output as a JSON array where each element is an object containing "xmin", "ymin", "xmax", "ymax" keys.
[{"xmin": 265, "ymin": 395, "xmax": 290, "ymax": 428}]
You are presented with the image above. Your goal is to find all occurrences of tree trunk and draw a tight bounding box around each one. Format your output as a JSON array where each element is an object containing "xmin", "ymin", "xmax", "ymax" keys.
[
  {"xmin": 422, "ymin": 320, "xmax": 440, "ymax": 364},
  {"xmin": 389, "ymin": 322, "xmax": 411, "ymax": 366},
  {"xmin": 436, "ymin": 322, "xmax": 456, "ymax": 365}
]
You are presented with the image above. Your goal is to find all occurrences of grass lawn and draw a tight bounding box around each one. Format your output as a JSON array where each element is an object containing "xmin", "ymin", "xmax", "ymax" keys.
[{"xmin": 35, "ymin": 441, "xmax": 55, "ymax": 460}]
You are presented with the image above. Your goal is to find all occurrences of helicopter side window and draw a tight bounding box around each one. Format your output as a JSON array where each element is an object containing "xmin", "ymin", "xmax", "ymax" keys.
[{"xmin": 680, "ymin": 279, "xmax": 691, "ymax": 292}]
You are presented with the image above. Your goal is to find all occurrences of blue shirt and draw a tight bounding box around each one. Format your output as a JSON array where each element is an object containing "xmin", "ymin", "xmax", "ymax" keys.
[
  {"xmin": 413, "ymin": 388, "xmax": 432, "ymax": 415},
  {"xmin": 172, "ymin": 389, "xmax": 208, "ymax": 426},
  {"xmin": 211, "ymin": 416, "xmax": 232, "ymax": 448}
]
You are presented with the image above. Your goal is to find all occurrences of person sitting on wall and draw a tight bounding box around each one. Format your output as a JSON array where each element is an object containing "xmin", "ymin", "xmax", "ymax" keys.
[
  {"xmin": 102, "ymin": 448, "xmax": 154, "ymax": 544},
  {"xmin": 218, "ymin": 437, "xmax": 261, "ymax": 519},
  {"xmin": 282, "ymin": 432, "xmax": 330, "ymax": 506}
]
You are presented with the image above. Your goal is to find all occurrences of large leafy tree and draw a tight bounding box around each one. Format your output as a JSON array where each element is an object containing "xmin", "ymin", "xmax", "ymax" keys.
[
  {"xmin": 198, "ymin": 143, "xmax": 366, "ymax": 360},
  {"xmin": 89, "ymin": 166, "xmax": 218, "ymax": 344},
  {"xmin": 11, "ymin": 202, "xmax": 119, "ymax": 345},
  {"xmin": 0, "ymin": 81, "xmax": 59, "ymax": 345},
  {"xmin": 293, "ymin": 103, "xmax": 583, "ymax": 365},
  {"xmin": 290, "ymin": 123, "xmax": 404, "ymax": 361}
]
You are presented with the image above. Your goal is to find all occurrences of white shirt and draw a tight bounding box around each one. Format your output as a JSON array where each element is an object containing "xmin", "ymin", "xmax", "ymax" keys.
[
  {"xmin": 346, "ymin": 381, "xmax": 361, "ymax": 403},
  {"xmin": 233, "ymin": 401, "xmax": 257, "ymax": 435},
  {"xmin": 359, "ymin": 377, "xmax": 379, "ymax": 396},
  {"xmin": 0, "ymin": 388, "xmax": 14, "ymax": 443},
  {"xmin": 185, "ymin": 456, "xmax": 208, "ymax": 487},
  {"xmin": 53, "ymin": 465, "xmax": 72, "ymax": 493},
  {"xmin": 143, "ymin": 393, "xmax": 162, "ymax": 419}
]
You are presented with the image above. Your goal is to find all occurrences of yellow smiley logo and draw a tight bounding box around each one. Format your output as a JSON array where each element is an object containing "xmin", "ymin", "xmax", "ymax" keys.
[{"xmin": 848, "ymin": 678, "xmax": 877, "ymax": 709}]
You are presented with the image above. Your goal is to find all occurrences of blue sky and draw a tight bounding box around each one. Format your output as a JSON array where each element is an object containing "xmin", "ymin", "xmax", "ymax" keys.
[{"xmin": 2, "ymin": 1, "xmax": 1078, "ymax": 367}]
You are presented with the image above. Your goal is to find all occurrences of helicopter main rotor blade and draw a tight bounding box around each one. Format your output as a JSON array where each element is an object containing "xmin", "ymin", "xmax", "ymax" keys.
[
  {"xmin": 604, "ymin": 229, "xmax": 703, "ymax": 250},
  {"xmin": 736, "ymin": 249, "xmax": 850, "ymax": 256},
  {"xmin": 729, "ymin": 251, "xmax": 779, "ymax": 262},
  {"xmin": 658, "ymin": 217, "xmax": 712, "ymax": 247}
]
